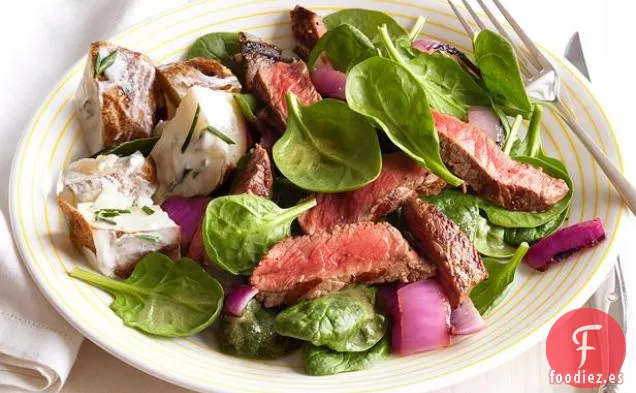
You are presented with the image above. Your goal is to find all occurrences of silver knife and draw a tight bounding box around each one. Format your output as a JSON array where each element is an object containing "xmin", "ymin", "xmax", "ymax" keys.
[{"xmin": 565, "ymin": 32, "xmax": 629, "ymax": 393}]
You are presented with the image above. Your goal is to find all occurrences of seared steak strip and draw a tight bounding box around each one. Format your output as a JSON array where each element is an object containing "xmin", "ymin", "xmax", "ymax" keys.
[
  {"xmin": 230, "ymin": 144, "xmax": 273, "ymax": 198},
  {"xmin": 299, "ymin": 153, "xmax": 446, "ymax": 234},
  {"xmin": 251, "ymin": 222, "xmax": 436, "ymax": 307},
  {"xmin": 434, "ymin": 111, "xmax": 569, "ymax": 212},
  {"xmin": 240, "ymin": 33, "xmax": 321, "ymax": 132},
  {"xmin": 290, "ymin": 5, "xmax": 327, "ymax": 59},
  {"xmin": 402, "ymin": 198, "xmax": 487, "ymax": 308}
]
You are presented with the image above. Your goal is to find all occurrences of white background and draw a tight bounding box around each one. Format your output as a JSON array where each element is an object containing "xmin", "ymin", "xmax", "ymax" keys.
[{"xmin": 0, "ymin": 0, "xmax": 635, "ymax": 392}]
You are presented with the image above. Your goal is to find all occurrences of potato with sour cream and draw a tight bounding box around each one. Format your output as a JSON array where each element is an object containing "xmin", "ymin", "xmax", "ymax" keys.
[
  {"xmin": 157, "ymin": 57, "xmax": 242, "ymax": 119},
  {"xmin": 58, "ymin": 152, "xmax": 180, "ymax": 278},
  {"xmin": 74, "ymin": 41, "xmax": 164, "ymax": 155},
  {"xmin": 150, "ymin": 86, "xmax": 250, "ymax": 203}
]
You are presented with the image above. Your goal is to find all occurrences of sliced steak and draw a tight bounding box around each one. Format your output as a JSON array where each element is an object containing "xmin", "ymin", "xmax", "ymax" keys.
[
  {"xmin": 434, "ymin": 111, "xmax": 569, "ymax": 212},
  {"xmin": 251, "ymin": 222, "xmax": 436, "ymax": 307},
  {"xmin": 299, "ymin": 153, "xmax": 446, "ymax": 234},
  {"xmin": 239, "ymin": 33, "xmax": 283, "ymax": 91},
  {"xmin": 240, "ymin": 33, "xmax": 321, "ymax": 131},
  {"xmin": 402, "ymin": 198, "xmax": 487, "ymax": 308},
  {"xmin": 230, "ymin": 144, "xmax": 273, "ymax": 198},
  {"xmin": 290, "ymin": 5, "xmax": 327, "ymax": 59}
]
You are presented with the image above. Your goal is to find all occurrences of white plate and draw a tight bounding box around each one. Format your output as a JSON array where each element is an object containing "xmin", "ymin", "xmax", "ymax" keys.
[{"xmin": 8, "ymin": 1, "xmax": 627, "ymax": 392}]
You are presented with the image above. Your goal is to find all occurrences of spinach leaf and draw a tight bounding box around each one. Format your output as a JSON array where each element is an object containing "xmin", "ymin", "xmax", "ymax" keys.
[
  {"xmin": 480, "ymin": 155, "xmax": 572, "ymax": 228},
  {"xmin": 186, "ymin": 32, "xmax": 241, "ymax": 74},
  {"xmin": 509, "ymin": 104, "xmax": 543, "ymax": 157},
  {"xmin": 233, "ymin": 93, "xmax": 261, "ymax": 124},
  {"xmin": 407, "ymin": 52, "xmax": 491, "ymax": 120},
  {"xmin": 307, "ymin": 24, "xmax": 378, "ymax": 72},
  {"xmin": 473, "ymin": 30, "xmax": 531, "ymax": 116},
  {"xmin": 90, "ymin": 137, "xmax": 159, "ymax": 158},
  {"xmin": 471, "ymin": 243, "xmax": 529, "ymax": 314},
  {"xmin": 474, "ymin": 216, "xmax": 516, "ymax": 258},
  {"xmin": 275, "ymin": 286, "xmax": 386, "ymax": 352},
  {"xmin": 346, "ymin": 56, "xmax": 463, "ymax": 186},
  {"xmin": 304, "ymin": 336, "xmax": 390, "ymax": 376},
  {"xmin": 273, "ymin": 94, "xmax": 382, "ymax": 193},
  {"xmin": 69, "ymin": 253, "xmax": 224, "ymax": 337},
  {"xmin": 424, "ymin": 189, "xmax": 514, "ymax": 258},
  {"xmin": 424, "ymin": 189, "xmax": 480, "ymax": 239},
  {"xmin": 202, "ymin": 194, "xmax": 316, "ymax": 275},
  {"xmin": 324, "ymin": 8, "xmax": 408, "ymax": 45},
  {"xmin": 217, "ymin": 299, "xmax": 299, "ymax": 359},
  {"xmin": 504, "ymin": 208, "xmax": 568, "ymax": 245}
]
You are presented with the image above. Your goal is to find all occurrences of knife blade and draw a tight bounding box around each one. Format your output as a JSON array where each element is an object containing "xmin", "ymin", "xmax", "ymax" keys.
[
  {"xmin": 564, "ymin": 32, "xmax": 591, "ymax": 81},
  {"xmin": 565, "ymin": 33, "xmax": 628, "ymax": 393}
]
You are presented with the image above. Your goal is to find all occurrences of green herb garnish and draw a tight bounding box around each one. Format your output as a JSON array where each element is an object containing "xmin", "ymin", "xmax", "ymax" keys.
[
  {"xmin": 136, "ymin": 234, "xmax": 160, "ymax": 242},
  {"xmin": 181, "ymin": 104, "xmax": 201, "ymax": 153},
  {"xmin": 141, "ymin": 206, "xmax": 155, "ymax": 215},
  {"xmin": 96, "ymin": 216, "xmax": 117, "ymax": 225},
  {"xmin": 94, "ymin": 50, "xmax": 118, "ymax": 77},
  {"xmin": 203, "ymin": 126, "xmax": 235, "ymax": 144}
]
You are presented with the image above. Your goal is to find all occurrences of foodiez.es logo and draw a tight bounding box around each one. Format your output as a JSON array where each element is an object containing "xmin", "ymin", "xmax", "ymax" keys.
[{"xmin": 546, "ymin": 308, "xmax": 626, "ymax": 388}]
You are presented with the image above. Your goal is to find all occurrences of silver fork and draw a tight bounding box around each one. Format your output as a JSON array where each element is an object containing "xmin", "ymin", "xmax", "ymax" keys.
[{"xmin": 447, "ymin": 0, "xmax": 636, "ymax": 215}]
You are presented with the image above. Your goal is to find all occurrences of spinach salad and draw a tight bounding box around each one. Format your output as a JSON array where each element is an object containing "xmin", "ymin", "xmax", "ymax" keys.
[{"xmin": 62, "ymin": 5, "xmax": 603, "ymax": 378}]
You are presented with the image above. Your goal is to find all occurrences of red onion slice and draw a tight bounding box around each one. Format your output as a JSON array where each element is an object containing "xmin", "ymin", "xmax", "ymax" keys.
[
  {"xmin": 524, "ymin": 218, "xmax": 606, "ymax": 271},
  {"xmin": 412, "ymin": 38, "xmax": 481, "ymax": 77},
  {"xmin": 412, "ymin": 38, "xmax": 443, "ymax": 53},
  {"xmin": 450, "ymin": 299, "xmax": 486, "ymax": 336},
  {"xmin": 468, "ymin": 106, "xmax": 504, "ymax": 146},
  {"xmin": 392, "ymin": 280, "xmax": 451, "ymax": 355},
  {"xmin": 161, "ymin": 196, "xmax": 211, "ymax": 251},
  {"xmin": 224, "ymin": 285, "xmax": 259, "ymax": 316},
  {"xmin": 311, "ymin": 66, "xmax": 347, "ymax": 100}
]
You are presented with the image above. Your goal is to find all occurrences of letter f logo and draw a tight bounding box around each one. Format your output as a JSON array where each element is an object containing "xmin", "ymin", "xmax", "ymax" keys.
[{"xmin": 572, "ymin": 324, "xmax": 602, "ymax": 368}]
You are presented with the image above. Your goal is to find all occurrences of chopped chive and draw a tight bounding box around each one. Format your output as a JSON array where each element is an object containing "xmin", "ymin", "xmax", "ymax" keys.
[
  {"xmin": 203, "ymin": 125, "xmax": 235, "ymax": 144},
  {"xmin": 136, "ymin": 234, "xmax": 160, "ymax": 242},
  {"xmin": 96, "ymin": 216, "xmax": 117, "ymax": 225},
  {"xmin": 142, "ymin": 206, "xmax": 155, "ymax": 215},
  {"xmin": 181, "ymin": 104, "xmax": 201, "ymax": 153},
  {"xmin": 94, "ymin": 50, "xmax": 118, "ymax": 77}
]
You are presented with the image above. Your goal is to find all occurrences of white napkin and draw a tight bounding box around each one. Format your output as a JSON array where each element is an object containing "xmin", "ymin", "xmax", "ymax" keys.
[{"xmin": 0, "ymin": 210, "xmax": 82, "ymax": 393}]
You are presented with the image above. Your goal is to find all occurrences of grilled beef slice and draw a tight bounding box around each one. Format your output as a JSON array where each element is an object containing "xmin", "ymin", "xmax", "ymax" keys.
[
  {"xmin": 250, "ymin": 222, "xmax": 436, "ymax": 307},
  {"xmin": 230, "ymin": 144, "xmax": 273, "ymax": 197},
  {"xmin": 434, "ymin": 111, "xmax": 569, "ymax": 212},
  {"xmin": 240, "ymin": 33, "xmax": 321, "ymax": 132},
  {"xmin": 403, "ymin": 198, "xmax": 487, "ymax": 308},
  {"xmin": 290, "ymin": 5, "xmax": 327, "ymax": 59},
  {"xmin": 299, "ymin": 153, "xmax": 446, "ymax": 234}
]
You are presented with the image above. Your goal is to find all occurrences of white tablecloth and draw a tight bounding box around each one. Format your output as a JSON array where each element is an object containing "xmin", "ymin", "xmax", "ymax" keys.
[{"xmin": 0, "ymin": 0, "xmax": 634, "ymax": 392}]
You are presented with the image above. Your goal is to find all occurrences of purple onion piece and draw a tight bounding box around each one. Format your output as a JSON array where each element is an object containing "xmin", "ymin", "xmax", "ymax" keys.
[
  {"xmin": 412, "ymin": 38, "xmax": 481, "ymax": 77},
  {"xmin": 468, "ymin": 106, "xmax": 505, "ymax": 146},
  {"xmin": 524, "ymin": 218, "xmax": 606, "ymax": 271},
  {"xmin": 224, "ymin": 285, "xmax": 259, "ymax": 316},
  {"xmin": 450, "ymin": 299, "xmax": 486, "ymax": 336},
  {"xmin": 161, "ymin": 196, "xmax": 212, "ymax": 251},
  {"xmin": 311, "ymin": 66, "xmax": 347, "ymax": 100},
  {"xmin": 392, "ymin": 280, "xmax": 451, "ymax": 355}
]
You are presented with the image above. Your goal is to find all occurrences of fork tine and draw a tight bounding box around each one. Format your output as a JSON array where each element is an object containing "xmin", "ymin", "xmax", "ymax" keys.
[
  {"xmin": 474, "ymin": 0, "xmax": 541, "ymax": 75},
  {"xmin": 460, "ymin": 0, "xmax": 487, "ymax": 30},
  {"xmin": 491, "ymin": 0, "xmax": 550, "ymax": 66},
  {"xmin": 447, "ymin": 0, "xmax": 475, "ymax": 38}
]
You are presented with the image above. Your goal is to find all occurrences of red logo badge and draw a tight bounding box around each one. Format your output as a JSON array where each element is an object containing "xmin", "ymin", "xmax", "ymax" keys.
[{"xmin": 546, "ymin": 308, "xmax": 626, "ymax": 387}]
